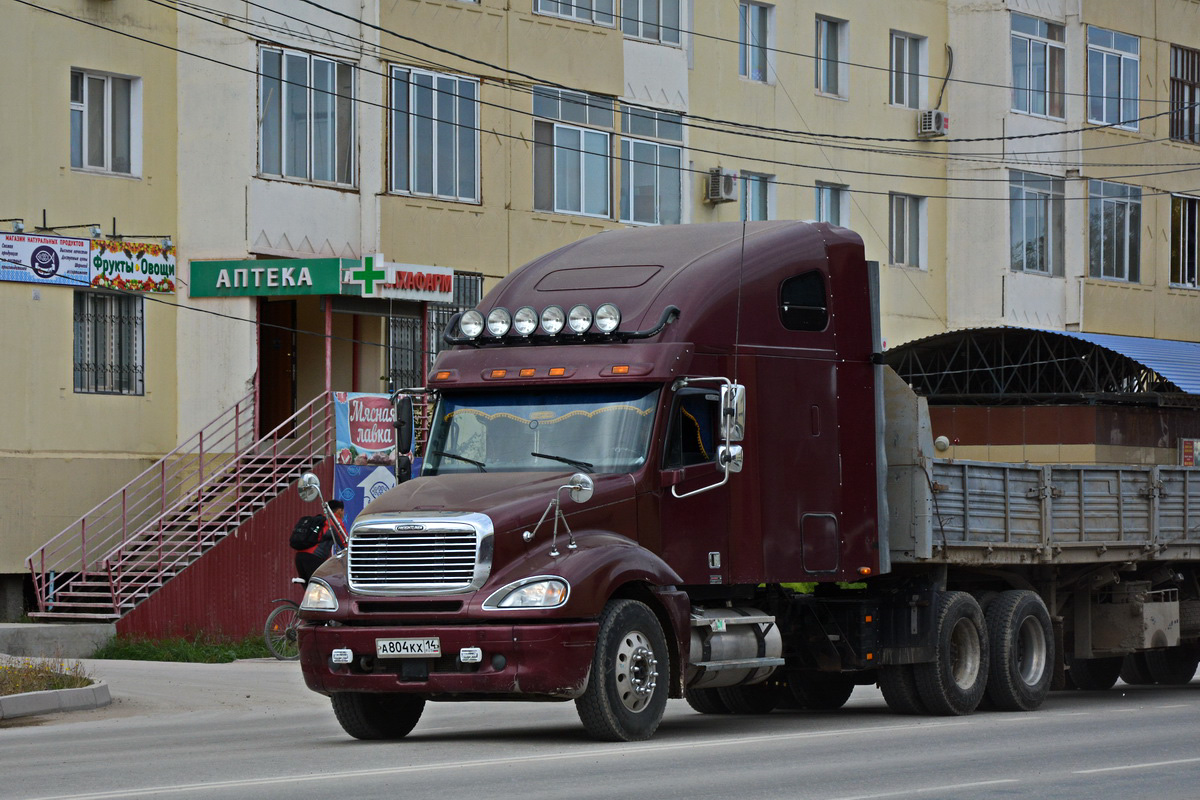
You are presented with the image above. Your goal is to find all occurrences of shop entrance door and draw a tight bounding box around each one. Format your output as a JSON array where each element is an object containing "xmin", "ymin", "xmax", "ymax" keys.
[{"xmin": 258, "ymin": 299, "xmax": 296, "ymax": 438}]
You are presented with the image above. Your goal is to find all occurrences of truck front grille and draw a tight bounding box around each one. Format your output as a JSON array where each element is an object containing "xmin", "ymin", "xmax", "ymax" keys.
[{"xmin": 347, "ymin": 514, "xmax": 493, "ymax": 594}]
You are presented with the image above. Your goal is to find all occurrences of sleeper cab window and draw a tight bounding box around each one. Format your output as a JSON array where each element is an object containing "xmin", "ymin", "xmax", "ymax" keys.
[{"xmin": 779, "ymin": 270, "xmax": 828, "ymax": 331}]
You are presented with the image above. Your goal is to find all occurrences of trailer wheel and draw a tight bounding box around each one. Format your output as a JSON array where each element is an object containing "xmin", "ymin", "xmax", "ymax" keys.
[
  {"xmin": 330, "ymin": 692, "xmax": 425, "ymax": 740},
  {"xmin": 1144, "ymin": 646, "xmax": 1200, "ymax": 685},
  {"xmin": 878, "ymin": 665, "xmax": 927, "ymax": 715},
  {"xmin": 576, "ymin": 599, "xmax": 669, "ymax": 741},
  {"xmin": 717, "ymin": 682, "xmax": 777, "ymax": 714},
  {"xmin": 914, "ymin": 591, "xmax": 989, "ymax": 715},
  {"xmin": 1119, "ymin": 652, "xmax": 1155, "ymax": 685},
  {"xmin": 684, "ymin": 687, "xmax": 731, "ymax": 714},
  {"xmin": 788, "ymin": 672, "xmax": 856, "ymax": 710},
  {"xmin": 984, "ymin": 590, "xmax": 1054, "ymax": 712},
  {"xmin": 1066, "ymin": 655, "xmax": 1122, "ymax": 691}
]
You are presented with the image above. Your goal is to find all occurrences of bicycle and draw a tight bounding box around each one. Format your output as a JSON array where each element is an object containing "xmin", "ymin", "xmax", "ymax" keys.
[{"xmin": 264, "ymin": 578, "xmax": 307, "ymax": 661}]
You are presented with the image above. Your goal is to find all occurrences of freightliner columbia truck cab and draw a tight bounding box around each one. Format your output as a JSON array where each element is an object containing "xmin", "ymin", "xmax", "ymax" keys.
[{"xmin": 297, "ymin": 220, "xmax": 888, "ymax": 741}]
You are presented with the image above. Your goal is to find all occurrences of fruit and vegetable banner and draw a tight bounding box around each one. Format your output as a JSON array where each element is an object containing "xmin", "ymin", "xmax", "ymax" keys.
[
  {"xmin": 333, "ymin": 392, "xmax": 397, "ymax": 526},
  {"xmin": 89, "ymin": 239, "xmax": 177, "ymax": 294}
]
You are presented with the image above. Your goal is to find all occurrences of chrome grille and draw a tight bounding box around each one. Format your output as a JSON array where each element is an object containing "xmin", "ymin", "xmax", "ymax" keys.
[{"xmin": 347, "ymin": 513, "xmax": 492, "ymax": 594}]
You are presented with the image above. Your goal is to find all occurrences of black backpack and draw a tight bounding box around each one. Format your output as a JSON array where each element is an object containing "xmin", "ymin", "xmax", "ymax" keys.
[{"xmin": 289, "ymin": 514, "xmax": 326, "ymax": 551}]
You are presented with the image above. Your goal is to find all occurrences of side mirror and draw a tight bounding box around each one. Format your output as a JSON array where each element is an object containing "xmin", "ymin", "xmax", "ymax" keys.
[
  {"xmin": 566, "ymin": 473, "xmax": 594, "ymax": 504},
  {"xmin": 721, "ymin": 384, "xmax": 746, "ymax": 442},
  {"xmin": 718, "ymin": 445, "xmax": 744, "ymax": 474},
  {"xmin": 297, "ymin": 472, "xmax": 323, "ymax": 503},
  {"xmin": 394, "ymin": 394, "xmax": 414, "ymax": 456}
]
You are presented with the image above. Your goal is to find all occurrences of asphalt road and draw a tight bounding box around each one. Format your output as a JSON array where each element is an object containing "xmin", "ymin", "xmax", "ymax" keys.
[{"xmin": 1, "ymin": 659, "xmax": 1197, "ymax": 800}]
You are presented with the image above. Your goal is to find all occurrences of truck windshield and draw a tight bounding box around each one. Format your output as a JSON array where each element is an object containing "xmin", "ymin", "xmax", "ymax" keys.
[{"xmin": 423, "ymin": 387, "xmax": 659, "ymax": 476}]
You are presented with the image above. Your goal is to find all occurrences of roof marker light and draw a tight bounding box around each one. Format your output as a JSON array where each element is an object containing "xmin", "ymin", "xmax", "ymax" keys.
[
  {"xmin": 459, "ymin": 310, "xmax": 484, "ymax": 338},
  {"xmin": 434, "ymin": 371, "xmax": 451, "ymax": 380},
  {"xmin": 549, "ymin": 367, "xmax": 566, "ymax": 377},
  {"xmin": 568, "ymin": 305, "xmax": 593, "ymax": 334},
  {"xmin": 513, "ymin": 306, "xmax": 538, "ymax": 336},
  {"xmin": 490, "ymin": 369, "xmax": 507, "ymax": 378},
  {"xmin": 487, "ymin": 308, "xmax": 512, "ymax": 337},
  {"xmin": 541, "ymin": 305, "xmax": 565, "ymax": 335},
  {"xmin": 519, "ymin": 368, "xmax": 535, "ymax": 377},
  {"xmin": 594, "ymin": 303, "xmax": 621, "ymax": 333},
  {"xmin": 611, "ymin": 365, "xmax": 630, "ymax": 375}
]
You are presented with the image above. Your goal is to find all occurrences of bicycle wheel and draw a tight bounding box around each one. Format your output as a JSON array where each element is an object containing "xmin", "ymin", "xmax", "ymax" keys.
[{"xmin": 264, "ymin": 603, "xmax": 301, "ymax": 661}]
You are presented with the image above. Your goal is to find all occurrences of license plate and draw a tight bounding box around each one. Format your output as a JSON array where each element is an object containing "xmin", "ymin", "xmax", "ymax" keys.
[{"xmin": 376, "ymin": 637, "xmax": 441, "ymax": 658}]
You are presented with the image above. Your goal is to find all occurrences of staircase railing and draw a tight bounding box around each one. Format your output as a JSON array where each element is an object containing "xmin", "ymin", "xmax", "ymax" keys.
[{"xmin": 26, "ymin": 391, "xmax": 335, "ymax": 616}]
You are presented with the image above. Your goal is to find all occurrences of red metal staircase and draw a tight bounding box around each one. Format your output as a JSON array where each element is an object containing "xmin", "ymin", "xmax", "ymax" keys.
[{"xmin": 26, "ymin": 392, "xmax": 335, "ymax": 622}]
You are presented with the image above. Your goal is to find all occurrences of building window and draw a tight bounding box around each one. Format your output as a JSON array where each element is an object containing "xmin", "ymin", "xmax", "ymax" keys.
[
  {"xmin": 1087, "ymin": 27, "xmax": 1139, "ymax": 129},
  {"xmin": 1171, "ymin": 45, "xmax": 1200, "ymax": 144},
  {"xmin": 73, "ymin": 291, "xmax": 144, "ymax": 395},
  {"xmin": 535, "ymin": 0, "xmax": 614, "ymax": 26},
  {"xmin": 620, "ymin": 106, "xmax": 683, "ymax": 225},
  {"xmin": 814, "ymin": 182, "xmax": 847, "ymax": 226},
  {"xmin": 815, "ymin": 17, "xmax": 847, "ymax": 96},
  {"xmin": 70, "ymin": 69, "xmax": 138, "ymax": 175},
  {"xmin": 622, "ymin": 0, "xmax": 681, "ymax": 44},
  {"xmin": 739, "ymin": 3, "xmax": 770, "ymax": 82},
  {"xmin": 1010, "ymin": 14, "xmax": 1064, "ymax": 118},
  {"xmin": 392, "ymin": 272, "xmax": 485, "ymax": 390},
  {"xmin": 259, "ymin": 47, "xmax": 355, "ymax": 185},
  {"xmin": 1171, "ymin": 195, "xmax": 1199, "ymax": 288},
  {"xmin": 390, "ymin": 67, "xmax": 479, "ymax": 202},
  {"xmin": 534, "ymin": 87, "xmax": 614, "ymax": 217},
  {"xmin": 1009, "ymin": 171, "xmax": 1064, "ymax": 276},
  {"xmin": 889, "ymin": 193, "xmax": 925, "ymax": 268},
  {"xmin": 1089, "ymin": 180, "xmax": 1141, "ymax": 282},
  {"xmin": 890, "ymin": 33, "xmax": 925, "ymax": 109},
  {"xmin": 741, "ymin": 173, "xmax": 771, "ymax": 221}
]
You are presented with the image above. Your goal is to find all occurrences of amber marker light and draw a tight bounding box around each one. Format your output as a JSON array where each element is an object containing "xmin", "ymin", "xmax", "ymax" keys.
[
  {"xmin": 434, "ymin": 371, "xmax": 451, "ymax": 380},
  {"xmin": 548, "ymin": 367, "xmax": 567, "ymax": 377},
  {"xmin": 519, "ymin": 368, "xmax": 535, "ymax": 377},
  {"xmin": 858, "ymin": 567, "xmax": 872, "ymax": 576},
  {"xmin": 490, "ymin": 369, "xmax": 507, "ymax": 378},
  {"xmin": 611, "ymin": 365, "xmax": 630, "ymax": 375}
]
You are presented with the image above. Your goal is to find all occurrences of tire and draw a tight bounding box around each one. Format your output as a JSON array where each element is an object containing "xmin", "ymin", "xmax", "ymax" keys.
[
  {"xmin": 788, "ymin": 672, "xmax": 856, "ymax": 710},
  {"xmin": 1119, "ymin": 652, "xmax": 1155, "ymax": 685},
  {"xmin": 1143, "ymin": 646, "xmax": 1200, "ymax": 685},
  {"xmin": 263, "ymin": 603, "xmax": 301, "ymax": 661},
  {"xmin": 879, "ymin": 664, "xmax": 927, "ymax": 715},
  {"xmin": 717, "ymin": 682, "xmax": 777, "ymax": 714},
  {"xmin": 1067, "ymin": 655, "xmax": 1122, "ymax": 691},
  {"xmin": 914, "ymin": 591, "xmax": 989, "ymax": 715},
  {"xmin": 684, "ymin": 687, "xmax": 731, "ymax": 714},
  {"xmin": 330, "ymin": 692, "xmax": 425, "ymax": 740},
  {"xmin": 984, "ymin": 590, "xmax": 1054, "ymax": 712},
  {"xmin": 575, "ymin": 599, "xmax": 670, "ymax": 742}
]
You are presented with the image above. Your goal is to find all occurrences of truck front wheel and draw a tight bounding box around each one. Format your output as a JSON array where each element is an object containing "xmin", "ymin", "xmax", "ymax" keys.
[
  {"xmin": 330, "ymin": 692, "xmax": 425, "ymax": 740},
  {"xmin": 914, "ymin": 591, "xmax": 989, "ymax": 715},
  {"xmin": 576, "ymin": 599, "xmax": 670, "ymax": 742},
  {"xmin": 984, "ymin": 590, "xmax": 1054, "ymax": 711}
]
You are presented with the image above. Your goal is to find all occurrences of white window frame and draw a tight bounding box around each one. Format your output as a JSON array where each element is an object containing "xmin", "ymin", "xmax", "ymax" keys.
[
  {"xmin": 1089, "ymin": 180, "xmax": 1141, "ymax": 283},
  {"xmin": 1010, "ymin": 14, "xmax": 1065, "ymax": 119},
  {"xmin": 814, "ymin": 181, "xmax": 848, "ymax": 227},
  {"xmin": 258, "ymin": 47, "xmax": 356, "ymax": 186},
  {"xmin": 622, "ymin": 0, "xmax": 682, "ymax": 45},
  {"xmin": 889, "ymin": 193, "xmax": 926, "ymax": 269},
  {"xmin": 535, "ymin": 0, "xmax": 615, "ymax": 27},
  {"xmin": 815, "ymin": 16, "xmax": 848, "ymax": 97},
  {"xmin": 534, "ymin": 87, "xmax": 615, "ymax": 218},
  {"xmin": 890, "ymin": 32, "xmax": 926, "ymax": 109},
  {"xmin": 1009, "ymin": 171, "xmax": 1064, "ymax": 276},
  {"xmin": 1087, "ymin": 27, "xmax": 1140, "ymax": 130},
  {"xmin": 73, "ymin": 290, "xmax": 145, "ymax": 396},
  {"xmin": 741, "ymin": 172, "xmax": 772, "ymax": 221},
  {"xmin": 70, "ymin": 69, "xmax": 141, "ymax": 176},
  {"xmin": 1171, "ymin": 194, "xmax": 1199, "ymax": 288},
  {"xmin": 389, "ymin": 66, "xmax": 480, "ymax": 203},
  {"xmin": 739, "ymin": 2, "xmax": 771, "ymax": 83},
  {"xmin": 620, "ymin": 138, "xmax": 681, "ymax": 225}
]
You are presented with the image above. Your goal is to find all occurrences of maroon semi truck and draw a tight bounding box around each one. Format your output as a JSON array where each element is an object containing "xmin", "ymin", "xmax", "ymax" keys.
[{"xmin": 296, "ymin": 220, "xmax": 1200, "ymax": 741}]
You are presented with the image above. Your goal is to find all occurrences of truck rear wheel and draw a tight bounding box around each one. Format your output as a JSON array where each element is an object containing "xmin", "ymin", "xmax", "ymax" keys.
[
  {"xmin": 1066, "ymin": 655, "xmax": 1122, "ymax": 690},
  {"xmin": 330, "ymin": 692, "xmax": 425, "ymax": 740},
  {"xmin": 788, "ymin": 672, "xmax": 856, "ymax": 710},
  {"xmin": 717, "ymin": 682, "xmax": 776, "ymax": 714},
  {"xmin": 984, "ymin": 590, "xmax": 1054, "ymax": 711},
  {"xmin": 879, "ymin": 665, "xmax": 927, "ymax": 715},
  {"xmin": 1144, "ymin": 646, "xmax": 1200, "ymax": 685},
  {"xmin": 914, "ymin": 591, "xmax": 989, "ymax": 715},
  {"xmin": 1119, "ymin": 652, "xmax": 1155, "ymax": 685},
  {"xmin": 576, "ymin": 599, "xmax": 669, "ymax": 742},
  {"xmin": 684, "ymin": 687, "xmax": 731, "ymax": 714}
]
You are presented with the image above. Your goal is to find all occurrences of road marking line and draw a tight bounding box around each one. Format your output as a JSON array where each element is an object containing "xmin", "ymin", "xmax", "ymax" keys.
[
  {"xmin": 830, "ymin": 780, "xmax": 1020, "ymax": 800},
  {"xmin": 1075, "ymin": 757, "xmax": 1200, "ymax": 775}
]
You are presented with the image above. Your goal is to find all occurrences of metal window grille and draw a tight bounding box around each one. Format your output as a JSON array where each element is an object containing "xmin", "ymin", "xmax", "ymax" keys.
[
  {"xmin": 1171, "ymin": 45, "xmax": 1200, "ymax": 144},
  {"xmin": 73, "ymin": 290, "xmax": 145, "ymax": 395},
  {"xmin": 386, "ymin": 271, "xmax": 483, "ymax": 391}
]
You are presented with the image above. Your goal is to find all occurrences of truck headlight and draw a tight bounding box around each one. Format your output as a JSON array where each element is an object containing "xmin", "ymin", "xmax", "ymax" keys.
[
  {"xmin": 483, "ymin": 577, "xmax": 569, "ymax": 610},
  {"xmin": 300, "ymin": 579, "xmax": 339, "ymax": 612}
]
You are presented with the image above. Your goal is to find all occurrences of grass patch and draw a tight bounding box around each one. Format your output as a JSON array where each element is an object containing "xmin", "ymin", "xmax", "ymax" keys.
[
  {"xmin": 0, "ymin": 657, "xmax": 92, "ymax": 697},
  {"xmin": 91, "ymin": 633, "xmax": 271, "ymax": 663}
]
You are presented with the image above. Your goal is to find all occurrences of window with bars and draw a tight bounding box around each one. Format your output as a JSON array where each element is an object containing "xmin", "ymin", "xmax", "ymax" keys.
[
  {"xmin": 1171, "ymin": 45, "xmax": 1200, "ymax": 144},
  {"xmin": 259, "ymin": 47, "xmax": 355, "ymax": 185},
  {"xmin": 1171, "ymin": 195, "xmax": 1199, "ymax": 288},
  {"xmin": 390, "ymin": 67, "xmax": 480, "ymax": 202},
  {"xmin": 1088, "ymin": 180, "xmax": 1141, "ymax": 283},
  {"xmin": 73, "ymin": 291, "xmax": 144, "ymax": 395},
  {"xmin": 387, "ymin": 272, "xmax": 484, "ymax": 390},
  {"xmin": 70, "ymin": 69, "xmax": 138, "ymax": 175}
]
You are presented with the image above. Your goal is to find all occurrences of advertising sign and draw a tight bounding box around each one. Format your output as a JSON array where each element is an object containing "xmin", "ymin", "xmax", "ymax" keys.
[
  {"xmin": 1181, "ymin": 438, "xmax": 1200, "ymax": 467},
  {"xmin": 332, "ymin": 392, "xmax": 397, "ymax": 526},
  {"xmin": 89, "ymin": 239, "xmax": 177, "ymax": 294},
  {"xmin": 188, "ymin": 258, "xmax": 347, "ymax": 297},
  {"xmin": 342, "ymin": 254, "xmax": 454, "ymax": 302},
  {"xmin": 0, "ymin": 233, "xmax": 90, "ymax": 287}
]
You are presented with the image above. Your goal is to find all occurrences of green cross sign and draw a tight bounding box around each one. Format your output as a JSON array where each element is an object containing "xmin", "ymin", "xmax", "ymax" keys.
[{"xmin": 344, "ymin": 253, "xmax": 390, "ymax": 297}]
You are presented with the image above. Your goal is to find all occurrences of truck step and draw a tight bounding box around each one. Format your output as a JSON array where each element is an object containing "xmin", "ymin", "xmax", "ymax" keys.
[
  {"xmin": 691, "ymin": 657, "xmax": 786, "ymax": 671},
  {"xmin": 691, "ymin": 614, "xmax": 775, "ymax": 628}
]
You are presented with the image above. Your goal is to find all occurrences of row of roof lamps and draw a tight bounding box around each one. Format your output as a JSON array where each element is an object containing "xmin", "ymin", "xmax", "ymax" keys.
[{"xmin": 459, "ymin": 303, "xmax": 622, "ymax": 339}]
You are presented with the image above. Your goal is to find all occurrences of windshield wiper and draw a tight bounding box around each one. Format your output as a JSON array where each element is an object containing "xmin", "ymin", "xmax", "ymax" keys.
[
  {"xmin": 432, "ymin": 450, "xmax": 487, "ymax": 472},
  {"xmin": 531, "ymin": 452, "xmax": 594, "ymax": 473}
]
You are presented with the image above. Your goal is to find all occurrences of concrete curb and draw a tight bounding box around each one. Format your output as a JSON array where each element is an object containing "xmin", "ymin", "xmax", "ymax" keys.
[{"xmin": 0, "ymin": 681, "xmax": 112, "ymax": 720}]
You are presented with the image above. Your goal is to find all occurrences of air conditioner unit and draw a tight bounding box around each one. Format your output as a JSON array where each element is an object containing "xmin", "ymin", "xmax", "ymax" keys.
[
  {"xmin": 706, "ymin": 168, "xmax": 739, "ymax": 203},
  {"xmin": 916, "ymin": 109, "xmax": 949, "ymax": 138}
]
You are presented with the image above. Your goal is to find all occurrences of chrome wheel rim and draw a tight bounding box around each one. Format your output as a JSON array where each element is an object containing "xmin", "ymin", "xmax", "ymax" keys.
[{"xmin": 615, "ymin": 629, "xmax": 658, "ymax": 713}]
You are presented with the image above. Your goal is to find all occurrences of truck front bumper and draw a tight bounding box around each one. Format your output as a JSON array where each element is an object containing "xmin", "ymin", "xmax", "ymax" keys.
[{"xmin": 299, "ymin": 621, "xmax": 599, "ymax": 700}]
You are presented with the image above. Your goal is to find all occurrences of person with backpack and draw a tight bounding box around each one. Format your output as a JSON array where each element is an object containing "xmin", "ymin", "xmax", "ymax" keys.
[{"xmin": 293, "ymin": 500, "xmax": 347, "ymax": 582}]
